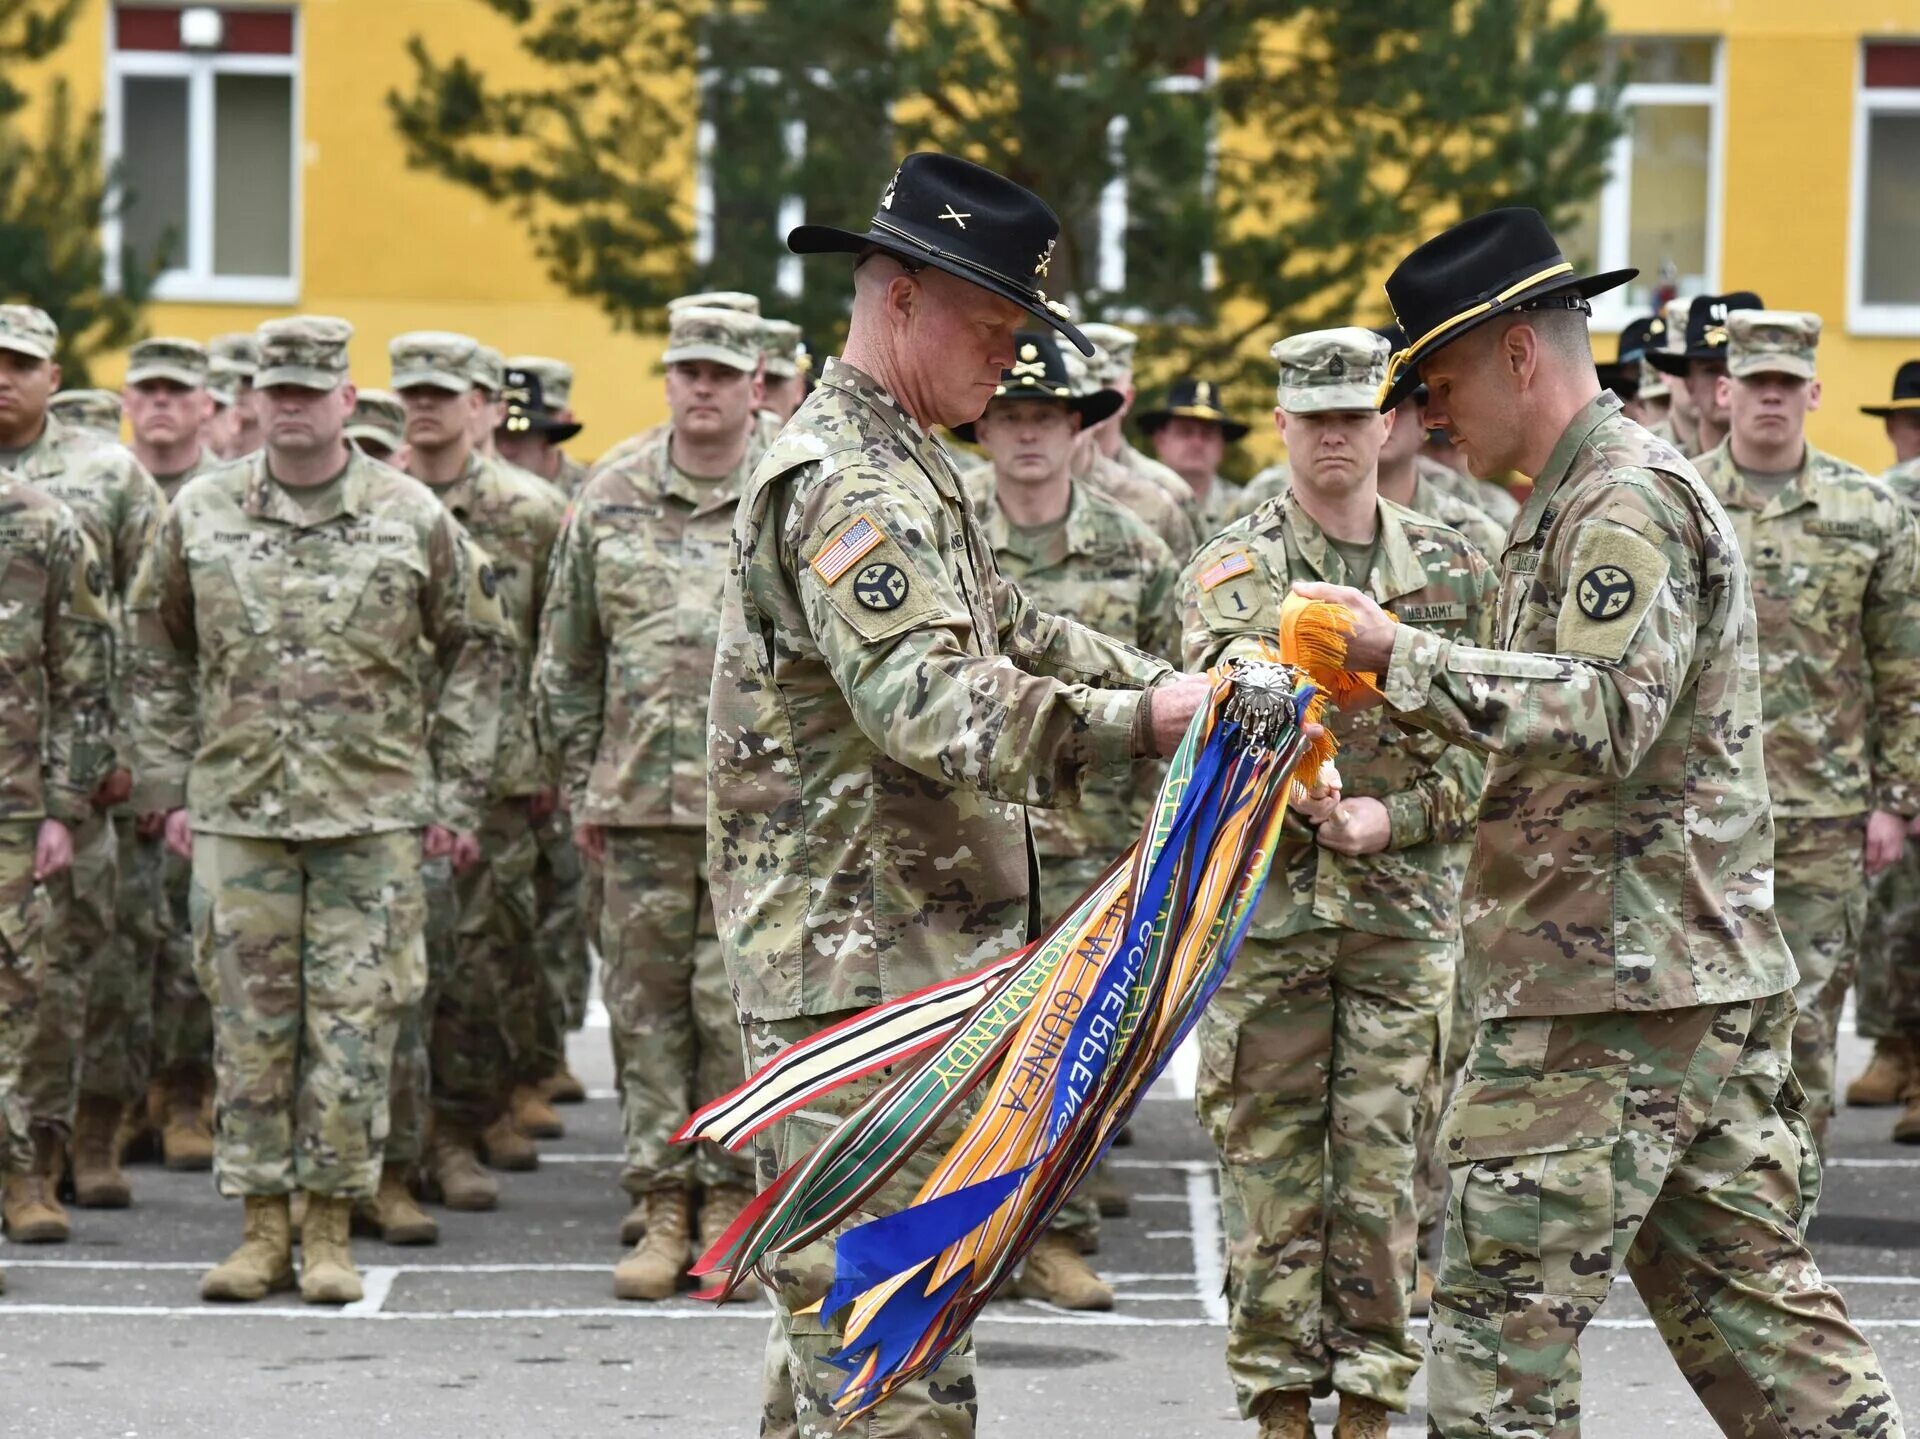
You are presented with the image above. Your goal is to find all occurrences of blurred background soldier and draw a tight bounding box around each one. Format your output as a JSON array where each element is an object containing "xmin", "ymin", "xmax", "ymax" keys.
[
  {"xmin": 1059, "ymin": 344, "xmax": 1197, "ymax": 559},
  {"xmin": 1646, "ymin": 291, "xmax": 1762, "ymax": 458},
  {"xmin": 128, "ymin": 315, "xmax": 507, "ymax": 1305},
  {"xmin": 1077, "ymin": 321, "xmax": 1197, "ymax": 519},
  {"xmin": 758, "ymin": 319, "xmax": 811, "ymax": 423},
  {"xmin": 344, "ymin": 389, "xmax": 408, "ymax": 465},
  {"xmin": 538, "ymin": 305, "xmax": 768, "ymax": 1302},
  {"xmin": 466, "ymin": 343, "xmax": 508, "ymax": 458},
  {"xmin": 496, "ymin": 363, "xmax": 587, "ymax": 497},
  {"xmin": 48, "ymin": 390, "xmax": 123, "ymax": 441},
  {"xmin": 503, "ymin": 356, "xmax": 589, "ymax": 497},
  {"xmin": 207, "ymin": 333, "xmax": 263, "ymax": 460},
  {"xmin": 1139, "ymin": 376, "xmax": 1250, "ymax": 541},
  {"xmin": 1614, "ymin": 315, "xmax": 1670, "ymax": 429}
]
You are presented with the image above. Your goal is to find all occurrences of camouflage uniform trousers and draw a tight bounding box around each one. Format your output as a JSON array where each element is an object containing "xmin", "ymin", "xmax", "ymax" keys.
[
  {"xmin": 1414, "ymin": 955, "xmax": 1473, "ymax": 1247},
  {"xmin": 427, "ymin": 798, "xmax": 543, "ymax": 1132},
  {"xmin": 1774, "ymin": 815, "xmax": 1869, "ymax": 1140},
  {"xmin": 80, "ymin": 819, "xmax": 162, "ymax": 1106},
  {"xmin": 1855, "ymin": 841, "xmax": 1920, "ymax": 1042},
  {"xmin": 189, "ymin": 829, "xmax": 427, "ymax": 1199},
  {"xmin": 1196, "ymin": 926, "xmax": 1452, "ymax": 1415},
  {"xmin": 1429, "ymin": 991, "xmax": 1901, "ymax": 1439},
  {"xmin": 24, "ymin": 809, "xmax": 112, "ymax": 1134},
  {"xmin": 1037, "ymin": 850, "xmax": 1118, "ymax": 1248},
  {"xmin": 600, "ymin": 826, "xmax": 750, "ymax": 1195},
  {"xmin": 747, "ymin": 1011, "xmax": 980, "ymax": 1439},
  {"xmin": 150, "ymin": 839, "xmax": 212, "ymax": 1081},
  {"xmin": 386, "ymin": 854, "xmax": 455, "ymax": 1166},
  {"xmin": 0, "ymin": 821, "xmax": 52, "ymax": 1175},
  {"xmin": 532, "ymin": 807, "xmax": 593, "ymax": 1063}
]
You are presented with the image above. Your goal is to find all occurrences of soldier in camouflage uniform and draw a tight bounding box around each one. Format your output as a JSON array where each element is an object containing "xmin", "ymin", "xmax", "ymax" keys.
[
  {"xmin": 0, "ymin": 428, "xmax": 116, "ymax": 1293},
  {"xmin": 711, "ymin": 153, "xmax": 1213, "ymax": 1439},
  {"xmin": 345, "ymin": 389, "xmax": 407, "ymax": 465},
  {"xmin": 388, "ymin": 332, "xmax": 568, "ymax": 1221},
  {"xmin": 0, "ymin": 307, "xmax": 164, "ymax": 1249},
  {"xmin": 48, "ymin": 390, "xmax": 123, "ymax": 440},
  {"xmin": 1645, "ymin": 292, "xmax": 1762, "ymax": 460},
  {"xmin": 207, "ymin": 333, "xmax": 262, "ymax": 461},
  {"xmin": 1851, "ymin": 360, "xmax": 1920, "ymax": 1130},
  {"xmin": 1301, "ymin": 209, "xmax": 1900, "ymax": 1439},
  {"xmin": 759, "ymin": 320, "xmax": 811, "ymax": 424},
  {"xmin": 1690, "ymin": 314, "xmax": 1920, "ymax": 1147},
  {"xmin": 1184, "ymin": 328, "xmax": 1494, "ymax": 1439},
  {"xmin": 538, "ymin": 305, "xmax": 769, "ymax": 1302},
  {"xmin": 127, "ymin": 316, "xmax": 508, "ymax": 1305},
  {"xmin": 70, "ymin": 339, "xmax": 225, "ymax": 1209},
  {"xmin": 1140, "ymin": 377, "xmax": 1249, "ymax": 541},
  {"xmin": 958, "ymin": 329, "xmax": 1181, "ymax": 1308},
  {"xmin": 498, "ymin": 359, "xmax": 590, "ymax": 498},
  {"xmin": 1078, "ymin": 321, "xmax": 1198, "ymax": 517}
]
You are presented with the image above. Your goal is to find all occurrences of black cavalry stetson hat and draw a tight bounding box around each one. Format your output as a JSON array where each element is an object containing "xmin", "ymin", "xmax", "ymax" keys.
[
  {"xmin": 1377, "ymin": 207, "xmax": 1635, "ymax": 411},
  {"xmin": 1137, "ymin": 377, "xmax": 1251, "ymax": 442},
  {"xmin": 1861, "ymin": 360, "xmax": 1920, "ymax": 418},
  {"xmin": 787, "ymin": 152, "xmax": 1091, "ymax": 355},
  {"xmin": 1646, "ymin": 292, "xmax": 1763, "ymax": 376},
  {"xmin": 500, "ymin": 368, "xmax": 582, "ymax": 444},
  {"xmin": 949, "ymin": 330, "xmax": 1122, "ymax": 443}
]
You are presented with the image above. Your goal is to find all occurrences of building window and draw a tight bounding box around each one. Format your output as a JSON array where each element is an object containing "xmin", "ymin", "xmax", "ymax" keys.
[
  {"xmin": 107, "ymin": 6, "xmax": 300, "ymax": 303},
  {"xmin": 1851, "ymin": 41, "xmax": 1920, "ymax": 334},
  {"xmin": 1565, "ymin": 38, "xmax": 1723, "ymax": 330},
  {"xmin": 1095, "ymin": 60, "xmax": 1216, "ymax": 323}
]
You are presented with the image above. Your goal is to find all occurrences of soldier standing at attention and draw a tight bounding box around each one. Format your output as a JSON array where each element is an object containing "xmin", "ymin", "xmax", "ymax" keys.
[
  {"xmin": 1645, "ymin": 292, "xmax": 1761, "ymax": 459},
  {"xmin": 344, "ymin": 389, "xmax": 408, "ymax": 465},
  {"xmin": 709, "ymin": 152, "xmax": 1214, "ymax": 1438},
  {"xmin": 958, "ymin": 327, "xmax": 1181, "ymax": 1306},
  {"xmin": 0, "ymin": 437, "xmax": 114, "ymax": 1297},
  {"xmin": 1184, "ymin": 328, "xmax": 1492, "ymax": 1439},
  {"xmin": 1691, "ymin": 313, "xmax": 1920, "ymax": 1147},
  {"xmin": 503, "ymin": 356, "xmax": 590, "ymax": 498},
  {"xmin": 208, "ymin": 333, "xmax": 263, "ymax": 460},
  {"xmin": 47, "ymin": 390, "xmax": 122, "ymax": 440},
  {"xmin": 466, "ymin": 344, "xmax": 509, "ymax": 458},
  {"xmin": 1076, "ymin": 321, "xmax": 1197, "ymax": 516},
  {"xmin": 390, "ymin": 332, "xmax": 568, "ymax": 1210},
  {"xmin": 1297, "ymin": 209, "xmax": 1901, "ymax": 1439},
  {"xmin": 496, "ymin": 362, "xmax": 589, "ymax": 499},
  {"xmin": 537, "ymin": 305, "xmax": 770, "ymax": 1302},
  {"xmin": 0, "ymin": 307, "xmax": 162, "ymax": 1250},
  {"xmin": 758, "ymin": 320, "xmax": 812, "ymax": 424},
  {"xmin": 127, "ymin": 316, "xmax": 506, "ymax": 1305},
  {"xmin": 1140, "ymin": 377, "xmax": 1250, "ymax": 541}
]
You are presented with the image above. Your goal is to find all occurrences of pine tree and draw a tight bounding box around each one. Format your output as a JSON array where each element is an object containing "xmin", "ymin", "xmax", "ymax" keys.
[
  {"xmin": 390, "ymin": 0, "xmax": 1622, "ymax": 396},
  {"xmin": 0, "ymin": 0, "xmax": 159, "ymax": 383}
]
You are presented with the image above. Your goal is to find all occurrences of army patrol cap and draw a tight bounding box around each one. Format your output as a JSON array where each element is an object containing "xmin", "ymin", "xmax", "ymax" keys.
[
  {"xmin": 1862, "ymin": 360, "xmax": 1920, "ymax": 418},
  {"xmin": 209, "ymin": 332, "xmax": 260, "ymax": 378},
  {"xmin": 666, "ymin": 291, "xmax": 761, "ymax": 317},
  {"xmin": 760, "ymin": 319, "xmax": 807, "ymax": 379},
  {"xmin": 389, "ymin": 331, "xmax": 478, "ymax": 393},
  {"xmin": 1271, "ymin": 327, "xmax": 1391, "ymax": 414},
  {"xmin": 126, "ymin": 336, "xmax": 210, "ymax": 388},
  {"xmin": 1726, "ymin": 309, "xmax": 1821, "ymax": 381},
  {"xmin": 505, "ymin": 355, "xmax": 573, "ymax": 412},
  {"xmin": 1081, "ymin": 322, "xmax": 1139, "ymax": 387},
  {"xmin": 254, "ymin": 315, "xmax": 354, "ymax": 391},
  {"xmin": 345, "ymin": 388, "xmax": 407, "ymax": 452},
  {"xmin": 662, "ymin": 305, "xmax": 763, "ymax": 372},
  {"xmin": 0, "ymin": 305, "xmax": 57, "ymax": 361},
  {"xmin": 49, "ymin": 389, "xmax": 123, "ymax": 436},
  {"xmin": 468, "ymin": 343, "xmax": 505, "ymax": 395}
]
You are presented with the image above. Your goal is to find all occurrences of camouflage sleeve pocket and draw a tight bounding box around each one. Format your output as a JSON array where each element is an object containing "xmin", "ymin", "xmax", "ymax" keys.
[{"xmin": 1555, "ymin": 521, "xmax": 1669, "ymax": 662}]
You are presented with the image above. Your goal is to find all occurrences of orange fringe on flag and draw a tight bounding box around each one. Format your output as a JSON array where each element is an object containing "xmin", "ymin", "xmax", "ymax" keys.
[{"xmin": 1277, "ymin": 591, "xmax": 1381, "ymax": 709}]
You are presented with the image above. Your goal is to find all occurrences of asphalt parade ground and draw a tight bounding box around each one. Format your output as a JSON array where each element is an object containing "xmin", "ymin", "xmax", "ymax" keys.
[{"xmin": 2, "ymin": 1017, "xmax": 1915, "ymax": 1437}]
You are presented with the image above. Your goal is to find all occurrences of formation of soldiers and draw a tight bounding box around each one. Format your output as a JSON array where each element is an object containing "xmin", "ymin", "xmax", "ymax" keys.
[{"xmin": 0, "ymin": 147, "xmax": 1914, "ymax": 1439}]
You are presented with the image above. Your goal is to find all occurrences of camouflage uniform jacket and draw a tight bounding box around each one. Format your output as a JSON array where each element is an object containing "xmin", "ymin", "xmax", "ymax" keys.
[
  {"xmin": 708, "ymin": 358, "xmax": 1174, "ymax": 1023},
  {"xmin": 126, "ymin": 450, "xmax": 508, "ymax": 839},
  {"xmin": 988, "ymin": 480, "xmax": 1181, "ymax": 862},
  {"xmin": 150, "ymin": 447, "xmax": 224, "ymax": 506},
  {"xmin": 0, "ymin": 475, "xmax": 115, "ymax": 824},
  {"xmin": 1649, "ymin": 406, "xmax": 1703, "ymax": 458},
  {"xmin": 1082, "ymin": 450, "xmax": 1198, "ymax": 560},
  {"xmin": 1381, "ymin": 392, "xmax": 1796, "ymax": 1017},
  {"xmin": 1885, "ymin": 454, "xmax": 1920, "ymax": 509},
  {"xmin": 423, "ymin": 452, "xmax": 566, "ymax": 799},
  {"xmin": 1231, "ymin": 460, "xmax": 1506, "ymax": 558},
  {"xmin": 1115, "ymin": 439, "xmax": 1197, "ymax": 511},
  {"xmin": 3, "ymin": 414, "xmax": 164, "ymax": 600},
  {"xmin": 1184, "ymin": 491, "xmax": 1494, "ymax": 941},
  {"xmin": 537, "ymin": 424, "xmax": 764, "ymax": 828},
  {"xmin": 1694, "ymin": 439, "xmax": 1920, "ymax": 818},
  {"xmin": 1422, "ymin": 463, "xmax": 1521, "ymax": 528},
  {"xmin": 555, "ymin": 453, "xmax": 591, "ymax": 500}
]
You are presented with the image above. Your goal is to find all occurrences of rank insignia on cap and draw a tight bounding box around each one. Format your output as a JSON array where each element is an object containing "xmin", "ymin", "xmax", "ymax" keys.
[
  {"xmin": 937, "ymin": 205, "xmax": 971, "ymax": 228},
  {"xmin": 1034, "ymin": 239, "xmax": 1055, "ymax": 277},
  {"xmin": 1196, "ymin": 381, "xmax": 1214, "ymax": 407},
  {"xmin": 811, "ymin": 514, "xmax": 887, "ymax": 584},
  {"xmin": 1326, "ymin": 353, "xmax": 1346, "ymax": 379},
  {"xmin": 1197, "ymin": 551, "xmax": 1254, "ymax": 592}
]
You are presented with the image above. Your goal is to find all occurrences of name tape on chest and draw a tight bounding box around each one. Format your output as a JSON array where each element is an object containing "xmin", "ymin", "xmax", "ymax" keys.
[
  {"xmin": 1398, "ymin": 601, "xmax": 1466, "ymax": 623},
  {"xmin": 811, "ymin": 514, "xmax": 888, "ymax": 585},
  {"xmin": 1805, "ymin": 518, "xmax": 1879, "ymax": 541}
]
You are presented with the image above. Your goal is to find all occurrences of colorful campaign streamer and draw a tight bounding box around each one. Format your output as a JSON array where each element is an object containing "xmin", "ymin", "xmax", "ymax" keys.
[{"xmin": 681, "ymin": 610, "xmax": 1349, "ymax": 1421}]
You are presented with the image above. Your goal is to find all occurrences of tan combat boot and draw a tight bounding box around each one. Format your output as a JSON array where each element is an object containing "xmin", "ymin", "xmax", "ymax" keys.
[
  {"xmin": 71, "ymin": 1095, "xmax": 133, "ymax": 1208},
  {"xmin": 1088, "ymin": 1166, "xmax": 1131, "ymax": 1218},
  {"xmin": 425, "ymin": 1122, "xmax": 501, "ymax": 1211},
  {"xmin": 3, "ymin": 1130, "xmax": 71, "ymax": 1242},
  {"xmin": 1332, "ymin": 1394, "xmax": 1391, "ymax": 1439},
  {"xmin": 543, "ymin": 1063, "xmax": 586, "ymax": 1105},
  {"xmin": 299, "ymin": 1193, "xmax": 363, "ymax": 1304},
  {"xmin": 1894, "ymin": 1088, "xmax": 1920, "ymax": 1145},
  {"xmin": 1012, "ymin": 1233, "xmax": 1114, "ymax": 1310},
  {"xmin": 614, "ymin": 1186, "xmax": 691, "ymax": 1300},
  {"xmin": 1255, "ymin": 1392, "xmax": 1312, "ymax": 1439},
  {"xmin": 512, "ymin": 1083, "xmax": 565, "ymax": 1140},
  {"xmin": 697, "ymin": 1183, "xmax": 759, "ymax": 1302},
  {"xmin": 200, "ymin": 1194, "xmax": 296, "ymax": 1301},
  {"xmin": 161, "ymin": 1067, "xmax": 214, "ymax": 1172},
  {"xmin": 480, "ymin": 1111, "xmax": 539, "ymax": 1172},
  {"xmin": 355, "ymin": 1164, "xmax": 438, "ymax": 1245},
  {"xmin": 619, "ymin": 1196, "xmax": 648, "ymax": 1245},
  {"xmin": 1848, "ymin": 1037, "xmax": 1917, "ymax": 1108}
]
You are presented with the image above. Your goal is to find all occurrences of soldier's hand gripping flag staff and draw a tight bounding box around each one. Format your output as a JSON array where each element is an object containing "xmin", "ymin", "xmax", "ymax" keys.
[{"xmin": 676, "ymin": 597, "xmax": 1358, "ymax": 1421}]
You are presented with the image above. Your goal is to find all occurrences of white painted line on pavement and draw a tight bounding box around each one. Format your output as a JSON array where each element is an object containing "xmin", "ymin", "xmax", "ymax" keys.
[
  {"xmin": 1827, "ymin": 1157, "xmax": 1920, "ymax": 1168},
  {"xmin": 1145, "ymin": 1230, "xmax": 1194, "ymax": 1240},
  {"xmin": 1109, "ymin": 1157, "xmax": 1213, "ymax": 1173},
  {"xmin": 342, "ymin": 1266, "xmax": 398, "ymax": 1317},
  {"xmin": 1185, "ymin": 1167, "xmax": 1227, "ymax": 1325}
]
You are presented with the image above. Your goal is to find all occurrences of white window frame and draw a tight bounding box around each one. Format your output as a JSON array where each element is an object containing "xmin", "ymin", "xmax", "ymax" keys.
[
  {"xmin": 1097, "ymin": 60, "xmax": 1217, "ymax": 322},
  {"xmin": 692, "ymin": 64, "xmax": 811, "ymax": 297},
  {"xmin": 1570, "ymin": 39, "xmax": 1726, "ymax": 334},
  {"xmin": 1848, "ymin": 44, "xmax": 1920, "ymax": 336},
  {"xmin": 103, "ymin": 11, "xmax": 303, "ymax": 305}
]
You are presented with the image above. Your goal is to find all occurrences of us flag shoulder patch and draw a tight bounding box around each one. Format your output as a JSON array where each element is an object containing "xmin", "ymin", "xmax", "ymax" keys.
[
  {"xmin": 811, "ymin": 514, "xmax": 887, "ymax": 584},
  {"xmin": 1197, "ymin": 550, "xmax": 1254, "ymax": 592}
]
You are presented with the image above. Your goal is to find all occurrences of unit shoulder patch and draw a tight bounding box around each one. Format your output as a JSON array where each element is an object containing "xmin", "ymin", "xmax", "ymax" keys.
[
  {"xmin": 1555, "ymin": 522, "xmax": 1668, "ymax": 662},
  {"xmin": 1193, "ymin": 546, "xmax": 1272, "ymax": 632}
]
